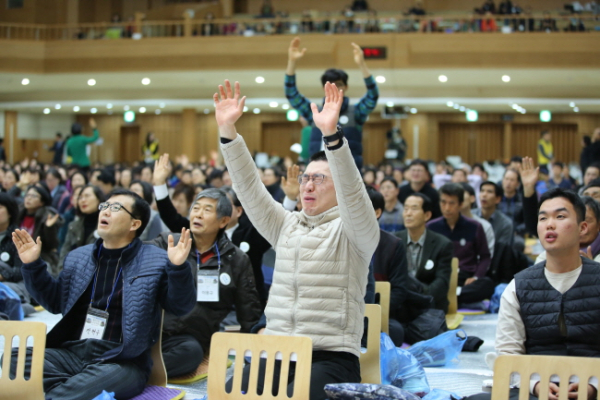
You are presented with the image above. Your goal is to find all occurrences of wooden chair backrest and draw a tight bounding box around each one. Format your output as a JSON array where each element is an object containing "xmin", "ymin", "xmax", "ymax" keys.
[
  {"xmin": 375, "ymin": 281, "xmax": 391, "ymax": 335},
  {"xmin": 208, "ymin": 332, "xmax": 312, "ymax": 400},
  {"xmin": 447, "ymin": 257, "xmax": 459, "ymax": 314},
  {"xmin": 360, "ymin": 304, "xmax": 382, "ymax": 384},
  {"xmin": 147, "ymin": 310, "xmax": 167, "ymax": 387},
  {"xmin": 492, "ymin": 354, "xmax": 600, "ymax": 400},
  {"xmin": 0, "ymin": 321, "xmax": 47, "ymax": 400}
]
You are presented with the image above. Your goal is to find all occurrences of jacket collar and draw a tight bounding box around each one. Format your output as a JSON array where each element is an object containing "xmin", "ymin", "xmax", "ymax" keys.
[
  {"xmin": 299, "ymin": 206, "xmax": 340, "ymax": 228},
  {"xmin": 91, "ymin": 237, "xmax": 142, "ymax": 266}
]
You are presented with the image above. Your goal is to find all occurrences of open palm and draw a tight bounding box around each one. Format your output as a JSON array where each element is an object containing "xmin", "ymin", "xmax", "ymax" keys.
[
  {"xmin": 311, "ymin": 82, "xmax": 344, "ymax": 136},
  {"xmin": 12, "ymin": 229, "xmax": 42, "ymax": 264},
  {"xmin": 167, "ymin": 228, "xmax": 192, "ymax": 266},
  {"xmin": 214, "ymin": 80, "xmax": 246, "ymax": 128}
]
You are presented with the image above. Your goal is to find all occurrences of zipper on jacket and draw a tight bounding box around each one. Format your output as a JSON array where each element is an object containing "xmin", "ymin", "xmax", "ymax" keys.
[
  {"xmin": 291, "ymin": 232, "xmax": 302, "ymax": 335},
  {"xmin": 128, "ymin": 272, "xmax": 159, "ymax": 285}
]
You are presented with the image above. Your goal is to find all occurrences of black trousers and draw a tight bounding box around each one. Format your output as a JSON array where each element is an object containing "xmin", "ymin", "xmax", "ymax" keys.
[
  {"xmin": 9, "ymin": 339, "xmax": 147, "ymax": 400},
  {"xmin": 458, "ymin": 270, "xmax": 496, "ymax": 304},
  {"xmin": 226, "ymin": 350, "xmax": 361, "ymax": 400},
  {"xmin": 161, "ymin": 334, "xmax": 204, "ymax": 377}
]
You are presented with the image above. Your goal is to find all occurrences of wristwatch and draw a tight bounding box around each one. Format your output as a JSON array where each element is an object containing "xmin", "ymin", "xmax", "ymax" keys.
[{"xmin": 322, "ymin": 125, "xmax": 344, "ymax": 146}]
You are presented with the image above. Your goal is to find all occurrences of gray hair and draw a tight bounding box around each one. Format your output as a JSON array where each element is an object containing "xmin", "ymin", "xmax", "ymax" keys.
[{"xmin": 190, "ymin": 188, "xmax": 233, "ymax": 219}]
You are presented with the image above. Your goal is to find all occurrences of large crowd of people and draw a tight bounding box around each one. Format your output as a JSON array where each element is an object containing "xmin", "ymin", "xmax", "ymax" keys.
[{"xmin": 2, "ymin": 36, "xmax": 600, "ymax": 400}]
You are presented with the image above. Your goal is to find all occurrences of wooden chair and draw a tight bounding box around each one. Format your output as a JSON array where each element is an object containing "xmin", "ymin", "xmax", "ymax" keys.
[
  {"xmin": 147, "ymin": 310, "xmax": 167, "ymax": 387},
  {"xmin": 208, "ymin": 332, "xmax": 312, "ymax": 400},
  {"xmin": 0, "ymin": 321, "xmax": 47, "ymax": 400},
  {"xmin": 492, "ymin": 354, "xmax": 600, "ymax": 400},
  {"xmin": 445, "ymin": 257, "xmax": 464, "ymax": 329},
  {"xmin": 374, "ymin": 281, "xmax": 390, "ymax": 334},
  {"xmin": 360, "ymin": 304, "xmax": 382, "ymax": 384}
]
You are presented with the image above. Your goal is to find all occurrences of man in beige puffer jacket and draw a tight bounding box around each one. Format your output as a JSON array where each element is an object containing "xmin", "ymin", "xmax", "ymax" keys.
[{"xmin": 214, "ymin": 80, "xmax": 380, "ymax": 399}]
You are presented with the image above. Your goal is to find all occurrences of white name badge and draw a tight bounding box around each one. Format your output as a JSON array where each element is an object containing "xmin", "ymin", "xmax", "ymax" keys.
[
  {"xmin": 197, "ymin": 273, "xmax": 220, "ymax": 302},
  {"xmin": 81, "ymin": 307, "xmax": 108, "ymax": 340}
]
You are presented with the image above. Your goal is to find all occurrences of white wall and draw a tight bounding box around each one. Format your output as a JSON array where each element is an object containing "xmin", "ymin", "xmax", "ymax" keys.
[{"xmin": 17, "ymin": 113, "xmax": 73, "ymax": 139}]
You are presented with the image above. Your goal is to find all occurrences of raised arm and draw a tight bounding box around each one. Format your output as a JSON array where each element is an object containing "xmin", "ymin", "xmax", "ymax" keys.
[
  {"xmin": 216, "ymin": 80, "xmax": 289, "ymax": 246},
  {"xmin": 153, "ymin": 153, "xmax": 190, "ymax": 232},
  {"xmin": 285, "ymin": 37, "xmax": 313, "ymax": 122},
  {"xmin": 312, "ymin": 82, "xmax": 380, "ymax": 257},
  {"xmin": 351, "ymin": 43, "xmax": 379, "ymax": 126},
  {"xmin": 82, "ymin": 118, "xmax": 100, "ymax": 144}
]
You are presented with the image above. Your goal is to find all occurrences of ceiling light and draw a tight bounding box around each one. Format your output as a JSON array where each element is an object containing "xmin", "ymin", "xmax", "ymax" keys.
[
  {"xmin": 574, "ymin": 107, "xmax": 579, "ymax": 112},
  {"xmin": 90, "ymin": 108, "xmax": 97, "ymax": 114},
  {"xmin": 466, "ymin": 110, "xmax": 478, "ymax": 122},
  {"xmin": 87, "ymin": 79, "xmax": 96, "ymax": 86},
  {"xmin": 73, "ymin": 106, "xmax": 80, "ymax": 112},
  {"xmin": 453, "ymin": 104, "xmax": 460, "ymax": 109},
  {"xmin": 375, "ymin": 76, "xmax": 386, "ymax": 83},
  {"xmin": 155, "ymin": 109, "xmax": 161, "ymax": 115},
  {"xmin": 253, "ymin": 108, "xmax": 261, "ymax": 114},
  {"xmin": 410, "ymin": 108, "xmax": 417, "ymax": 114},
  {"xmin": 446, "ymin": 101, "xmax": 453, "ymax": 107},
  {"xmin": 569, "ymin": 102, "xmax": 575, "ymax": 107},
  {"xmin": 141, "ymin": 78, "xmax": 151, "ymax": 85},
  {"xmin": 459, "ymin": 106, "xmax": 466, "ymax": 112},
  {"xmin": 438, "ymin": 75, "xmax": 448, "ymax": 83},
  {"xmin": 243, "ymin": 106, "xmax": 248, "ymax": 112},
  {"xmin": 139, "ymin": 107, "xmax": 146, "ymax": 113},
  {"xmin": 204, "ymin": 109, "xmax": 210, "ymax": 114},
  {"xmin": 269, "ymin": 102, "xmax": 278, "ymax": 108},
  {"xmin": 255, "ymin": 76, "xmax": 265, "ymax": 84},
  {"xmin": 540, "ymin": 110, "xmax": 552, "ymax": 122},
  {"xmin": 502, "ymin": 75, "xmax": 511, "ymax": 82},
  {"xmin": 159, "ymin": 102, "xmax": 166, "ymax": 108},
  {"xmin": 107, "ymin": 103, "xmax": 113, "ymax": 109},
  {"xmin": 21, "ymin": 78, "xmax": 30, "ymax": 85},
  {"xmin": 124, "ymin": 105, "xmax": 130, "ymax": 111},
  {"xmin": 282, "ymin": 104, "xmax": 290, "ymax": 110},
  {"xmin": 287, "ymin": 109, "xmax": 299, "ymax": 121},
  {"xmin": 55, "ymin": 104, "xmax": 61, "ymax": 110},
  {"xmin": 512, "ymin": 104, "xmax": 519, "ymax": 110},
  {"xmin": 43, "ymin": 108, "xmax": 50, "ymax": 114}
]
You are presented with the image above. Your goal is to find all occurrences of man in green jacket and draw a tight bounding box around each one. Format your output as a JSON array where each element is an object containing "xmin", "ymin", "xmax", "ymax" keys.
[{"xmin": 66, "ymin": 118, "xmax": 99, "ymax": 170}]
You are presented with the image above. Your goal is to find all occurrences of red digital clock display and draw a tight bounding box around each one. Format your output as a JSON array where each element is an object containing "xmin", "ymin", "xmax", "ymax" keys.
[{"xmin": 362, "ymin": 47, "xmax": 387, "ymax": 59}]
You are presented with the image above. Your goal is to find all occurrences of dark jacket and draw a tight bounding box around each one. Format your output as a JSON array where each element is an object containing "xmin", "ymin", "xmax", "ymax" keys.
[
  {"xmin": 0, "ymin": 224, "xmax": 22, "ymax": 282},
  {"xmin": 372, "ymin": 230, "xmax": 408, "ymax": 319},
  {"xmin": 21, "ymin": 238, "xmax": 196, "ymax": 373},
  {"xmin": 51, "ymin": 185, "xmax": 68, "ymax": 210},
  {"xmin": 18, "ymin": 206, "xmax": 63, "ymax": 276},
  {"xmin": 148, "ymin": 232, "xmax": 262, "ymax": 351},
  {"xmin": 58, "ymin": 215, "xmax": 98, "ymax": 270},
  {"xmin": 516, "ymin": 258, "xmax": 600, "ymax": 357},
  {"xmin": 396, "ymin": 229, "xmax": 453, "ymax": 312}
]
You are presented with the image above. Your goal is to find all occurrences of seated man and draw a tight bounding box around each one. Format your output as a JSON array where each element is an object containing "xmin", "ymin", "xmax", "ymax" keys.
[
  {"xmin": 396, "ymin": 193, "xmax": 453, "ymax": 313},
  {"xmin": 469, "ymin": 188, "xmax": 600, "ymax": 400},
  {"xmin": 578, "ymin": 163, "xmax": 600, "ymax": 195},
  {"xmin": 582, "ymin": 178, "xmax": 600, "ymax": 201},
  {"xmin": 216, "ymin": 80, "xmax": 379, "ymax": 400},
  {"xmin": 474, "ymin": 180, "xmax": 514, "ymax": 246},
  {"xmin": 12, "ymin": 189, "xmax": 196, "ymax": 400},
  {"xmin": 460, "ymin": 182, "xmax": 495, "ymax": 258},
  {"xmin": 427, "ymin": 183, "xmax": 494, "ymax": 305},
  {"xmin": 148, "ymin": 188, "xmax": 262, "ymax": 378}
]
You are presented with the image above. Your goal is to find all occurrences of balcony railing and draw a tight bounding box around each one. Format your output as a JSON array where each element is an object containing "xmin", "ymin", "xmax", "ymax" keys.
[{"xmin": 0, "ymin": 13, "xmax": 598, "ymax": 41}]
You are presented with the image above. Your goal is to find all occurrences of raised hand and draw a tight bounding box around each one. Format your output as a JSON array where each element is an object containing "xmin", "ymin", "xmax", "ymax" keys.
[
  {"xmin": 214, "ymin": 80, "xmax": 246, "ymax": 140},
  {"xmin": 310, "ymin": 82, "xmax": 344, "ymax": 136},
  {"xmin": 89, "ymin": 118, "xmax": 97, "ymax": 129},
  {"xmin": 45, "ymin": 213, "xmax": 59, "ymax": 227},
  {"xmin": 351, "ymin": 42, "xmax": 365, "ymax": 66},
  {"xmin": 12, "ymin": 229, "xmax": 42, "ymax": 264},
  {"xmin": 580, "ymin": 246, "xmax": 593, "ymax": 260},
  {"xmin": 281, "ymin": 164, "xmax": 300, "ymax": 201},
  {"xmin": 167, "ymin": 228, "xmax": 192, "ymax": 266},
  {"xmin": 288, "ymin": 37, "xmax": 307, "ymax": 62},
  {"xmin": 153, "ymin": 153, "xmax": 172, "ymax": 186},
  {"xmin": 518, "ymin": 156, "xmax": 539, "ymax": 198}
]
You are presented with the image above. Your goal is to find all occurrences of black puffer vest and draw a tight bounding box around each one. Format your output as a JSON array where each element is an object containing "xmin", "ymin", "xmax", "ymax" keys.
[{"xmin": 515, "ymin": 258, "xmax": 600, "ymax": 357}]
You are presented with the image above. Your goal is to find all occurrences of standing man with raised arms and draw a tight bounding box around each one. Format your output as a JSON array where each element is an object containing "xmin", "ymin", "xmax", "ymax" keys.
[
  {"xmin": 285, "ymin": 37, "xmax": 379, "ymax": 169},
  {"xmin": 216, "ymin": 80, "xmax": 379, "ymax": 400}
]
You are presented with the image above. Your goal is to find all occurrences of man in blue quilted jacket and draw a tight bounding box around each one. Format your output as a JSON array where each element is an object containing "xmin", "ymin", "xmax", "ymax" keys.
[{"xmin": 12, "ymin": 188, "xmax": 196, "ymax": 400}]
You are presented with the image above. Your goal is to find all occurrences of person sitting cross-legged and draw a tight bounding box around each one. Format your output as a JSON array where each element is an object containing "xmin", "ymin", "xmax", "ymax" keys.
[{"xmin": 11, "ymin": 189, "xmax": 196, "ymax": 400}]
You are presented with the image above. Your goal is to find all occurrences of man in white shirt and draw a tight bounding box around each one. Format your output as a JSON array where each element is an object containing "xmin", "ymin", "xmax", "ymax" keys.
[{"xmin": 469, "ymin": 188, "xmax": 599, "ymax": 400}]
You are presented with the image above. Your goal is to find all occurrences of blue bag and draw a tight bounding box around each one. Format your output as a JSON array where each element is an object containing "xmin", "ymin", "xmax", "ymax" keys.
[
  {"xmin": 489, "ymin": 283, "xmax": 508, "ymax": 314},
  {"xmin": 91, "ymin": 391, "xmax": 115, "ymax": 400},
  {"xmin": 408, "ymin": 329, "xmax": 467, "ymax": 367},
  {"xmin": 380, "ymin": 332, "xmax": 430, "ymax": 396},
  {"xmin": 0, "ymin": 282, "xmax": 23, "ymax": 321},
  {"xmin": 422, "ymin": 388, "xmax": 463, "ymax": 400}
]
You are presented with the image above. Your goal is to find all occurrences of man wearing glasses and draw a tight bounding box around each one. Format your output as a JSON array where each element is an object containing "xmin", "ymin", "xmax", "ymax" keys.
[
  {"xmin": 215, "ymin": 80, "xmax": 379, "ymax": 399},
  {"xmin": 12, "ymin": 188, "xmax": 196, "ymax": 400}
]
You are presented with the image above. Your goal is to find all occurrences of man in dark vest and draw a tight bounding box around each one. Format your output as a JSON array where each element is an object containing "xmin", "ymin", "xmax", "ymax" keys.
[
  {"xmin": 284, "ymin": 36, "xmax": 379, "ymax": 170},
  {"xmin": 469, "ymin": 188, "xmax": 599, "ymax": 400}
]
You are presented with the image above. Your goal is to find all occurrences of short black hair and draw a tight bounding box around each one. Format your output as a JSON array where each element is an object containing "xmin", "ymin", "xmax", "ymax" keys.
[
  {"xmin": 453, "ymin": 169, "xmax": 467, "ymax": 178},
  {"xmin": 46, "ymin": 168, "xmax": 63, "ymax": 184},
  {"xmin": 510, "ymin": 156, "xmax": 522, "ymax": 164},
  {"xmin": 106, "ymin": 188, "xmax": 150, "ymax": 237},
  {"xmin": 405, "ymin": 192, "xmax": 433, "ymax": 215},
  {"xmin": 56, "ymin": 132, "xmax": 62, "ymax": 138},
  {"xmin": 70, "ymin": 170, "xmax": 88, "ymax": 186},
  {"xmin": 439, "ymin": 183, "xmax": 464, "ymax": 204},
  {"xmin": 586, "ymin": 163, "xmax": 600, "ymax": 173},
  {"xmin": 309, "ymin": 151, "xmax": 327, "ymax": 163},
  {"xmin": 380, "ymin": 177, "xmax": 398, "ymax": 188},
  {"xmin": 27, "ymin": 185, "xmax": 52, "ymax": 206},
  {"xmin": 173, "ymin": 183, "xmax": 195, "ymax": 205},
  {"xmin": 71, "ymin": 122, "xmax": 82, "ymax": 135},
  {"xmin": 129, "ymin": 180, "xmax": 153, "ymax": 205},
  {"xmin": 552, "ymin": 161, "xmax": 565, "ymax": 169},
  {"xmin": 221, "ymin": 186, "xmax": 242, "ymax": 207},
  {"xmin": 366, "ymin": 185, "xmax": 384, "ymax": 215},
  {"xmin": 5, "ymin": 169, "xmax": 19, "ymax": 183},
  {"xmin": 78, "ymin": 184, "xmax": 106, "ymax": 214},
  {"xmin": 581, "ymin": 196, "xmax": 600, "ymax": 223},
  {"xmin": 584, "ymin": 178, "xmax": 600, "ymax": 192},
  {"xmin": 460, "ymin": 182, "xmax": 475, "ymax": 197},
  {"xmin": 538, "ymin": 188, "xmax": 585, "ymax": 224},
  {"xmin": 207, "ymin": 169, "xmax": 224, "ymax": 186},
  {"xmin": 480, "ymin": 181, "xmax": 503, "ymax": 198},
  {"xmin": 408, "ymin": 159, "xmax": 429, "ymax": 171},
  {"xmin": 0, "ymin": 192, "xmax": 20, "ymax": 226},
  {"xmin": 541, "ymin": 129, "xmax": 550, "ymax": 137},
  {"xmin": 320, "ymin": 68, "xmax": 348, "ymax": 87},
  {"xmin": 97, "ymin": 170, "xmax": 116, "ymax": 186}
]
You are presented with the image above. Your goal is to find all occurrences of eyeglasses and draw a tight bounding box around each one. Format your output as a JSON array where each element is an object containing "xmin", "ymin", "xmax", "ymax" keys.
[
  {"xmin": 297, "ymin": 173, "xmax": 327, "ymax": 185},
  {"xmin": 25, "ymin": 193, "xmax": 41, "ymax": 199},
  {"xmin": 98, "ymin": 202, "xmax": 138, "ymax": 219}
]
